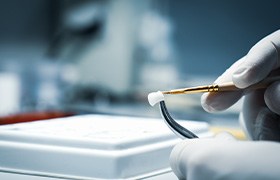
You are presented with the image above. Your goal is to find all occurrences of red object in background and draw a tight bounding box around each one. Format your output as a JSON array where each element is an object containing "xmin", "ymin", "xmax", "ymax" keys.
[{"xmin": 0, "ymin": 111, "xmax": 74, "ymax": 125}]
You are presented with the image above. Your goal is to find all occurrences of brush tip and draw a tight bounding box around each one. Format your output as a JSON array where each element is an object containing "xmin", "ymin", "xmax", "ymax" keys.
[{"xmin": 148, "ymin": 91, "xmax": 165, "ymax": 106}]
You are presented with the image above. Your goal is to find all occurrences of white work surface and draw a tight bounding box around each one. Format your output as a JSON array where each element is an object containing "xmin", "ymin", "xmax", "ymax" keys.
[{"xmin": 0, "ymin": 114, "xmax": 211, "ymax": 179}]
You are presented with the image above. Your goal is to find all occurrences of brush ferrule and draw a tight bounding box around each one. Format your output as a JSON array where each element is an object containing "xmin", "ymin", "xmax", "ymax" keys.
[{"xmin": 208, "ymin": 84, "xmax": 219, "ymax": 92}]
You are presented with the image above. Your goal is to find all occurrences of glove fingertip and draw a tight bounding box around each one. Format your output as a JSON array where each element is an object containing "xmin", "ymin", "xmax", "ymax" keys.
[
  {"xmin": 201, "ymin": 93, "xmax": 218, "ymax": 113},
  {"xmin": 201, "ymin": 92, "xmax": 242, "ymax": 112},
  {"xmin": 232, "ymin": 67, "xmax": 253, "ymax": 88}
]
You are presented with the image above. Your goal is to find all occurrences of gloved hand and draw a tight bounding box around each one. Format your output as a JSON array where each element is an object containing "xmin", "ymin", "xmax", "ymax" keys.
[
  {"xmin": 170, "ymin": 137, "xmax": 280, "ymax": 180},
  {"xmin": 201, "ymin": 30, "xmax": 280, "ymax": 140},
  {"xmin": 169, "ymin": 30, "xmax": 280, "ymax": 180}
]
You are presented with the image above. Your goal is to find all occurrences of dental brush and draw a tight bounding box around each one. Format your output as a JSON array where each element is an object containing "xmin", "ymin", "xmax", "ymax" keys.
[
  {"xmin": 148, "ymin": 76, "xmax": 280, "ymax": 139},
  {"xmin": 161, "ymin": 76, "xmax": 280, "ymax": 95}
]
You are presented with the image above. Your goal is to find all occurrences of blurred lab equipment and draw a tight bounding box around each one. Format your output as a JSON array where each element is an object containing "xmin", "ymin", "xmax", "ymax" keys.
[
  {"xmin": 0, "ymin": 0, "xmax": 279, "ymax": 116},
  {"xmin": 0, "ymin": 73, "xmax": 20, "ymax": 116},
  {"xmin": 136, "ymin": 11, "xmax": 179, "ymax": 91},
  {"xmin": 52, "ymin": 0, "xmax": 146, "ymax": 97}
]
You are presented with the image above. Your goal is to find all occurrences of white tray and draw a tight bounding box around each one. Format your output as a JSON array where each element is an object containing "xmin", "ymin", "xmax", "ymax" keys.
[{"xmin": 0, "ymin": 114, "xmax": 211, "ymax": 179}]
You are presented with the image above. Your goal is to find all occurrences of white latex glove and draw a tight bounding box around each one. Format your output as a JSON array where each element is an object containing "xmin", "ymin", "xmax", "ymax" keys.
[
  {"xmin": 201, "ymin": 30, "xmax": 280, "ymax": 140},
  {"xmin": 170, "ymin": 138, "xmax": 280, "ymax": 180}
]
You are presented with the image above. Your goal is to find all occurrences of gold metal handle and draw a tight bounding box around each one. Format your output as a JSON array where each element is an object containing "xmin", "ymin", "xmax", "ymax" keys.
[{"xmin": 162, "ymin": 84, "xmax": 219, "ymax": 94}]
